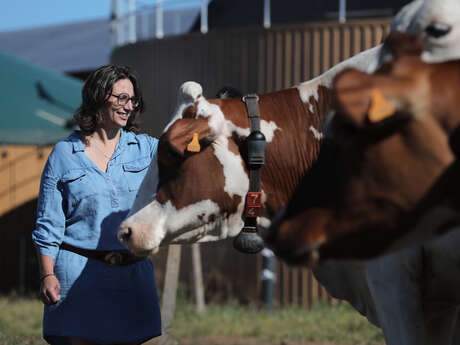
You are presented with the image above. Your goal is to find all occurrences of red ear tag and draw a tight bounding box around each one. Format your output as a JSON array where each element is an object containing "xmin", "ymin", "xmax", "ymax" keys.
[{"xmin": 245, "ymin": 192, "xmax": 262, "ymax": 218}]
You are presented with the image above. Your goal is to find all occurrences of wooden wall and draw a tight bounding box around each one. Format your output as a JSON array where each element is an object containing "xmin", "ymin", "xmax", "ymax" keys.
[{"xmin": 0, "ymin": 146, "xmax": 52, "ymax": 293}]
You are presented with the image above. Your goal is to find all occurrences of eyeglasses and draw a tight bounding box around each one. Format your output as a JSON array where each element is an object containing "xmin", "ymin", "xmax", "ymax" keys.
[{"xmin": 110, "ymin": 93, "xmax": 140, "ymax": 108}]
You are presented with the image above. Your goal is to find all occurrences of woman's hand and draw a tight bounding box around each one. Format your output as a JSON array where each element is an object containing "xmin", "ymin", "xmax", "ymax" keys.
[{"xmin": 40, "ymin": 275, "xmax": 61, "ymax": 305}]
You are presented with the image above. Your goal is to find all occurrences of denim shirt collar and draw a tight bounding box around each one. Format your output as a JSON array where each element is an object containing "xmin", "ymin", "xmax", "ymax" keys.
[{"xmin": 71, "ymin": 129, "xmax": 138, "ymax": 155}]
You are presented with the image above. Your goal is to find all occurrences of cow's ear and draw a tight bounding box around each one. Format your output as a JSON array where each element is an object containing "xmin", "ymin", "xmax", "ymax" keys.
[
  {"xmin": 163, "ymin": 118, "xmax": 213, "ymax": 156},
  {"xmin": 334, "ymin": 69, "xmax": 396, "ymax": 127}
]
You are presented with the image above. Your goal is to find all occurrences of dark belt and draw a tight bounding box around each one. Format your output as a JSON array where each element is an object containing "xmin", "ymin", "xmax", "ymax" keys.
[{"xmin": 60, "ymin": 243, "xmax": 145, "ymax": 266}]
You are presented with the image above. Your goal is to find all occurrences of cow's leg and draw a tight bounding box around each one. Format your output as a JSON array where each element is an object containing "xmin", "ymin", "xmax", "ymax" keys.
[
  {"xmin": 425, "ymin": 307, "xmax": 458, "ymax": 345},
  {"xmin": 365, "ymin": 247, "xmax": 425, "ymax": 345}
]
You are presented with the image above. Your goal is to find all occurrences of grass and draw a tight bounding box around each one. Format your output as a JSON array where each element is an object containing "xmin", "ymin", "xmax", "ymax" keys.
[
  {"xmin": 0, "ymin": 295, "xmax": 384, "ymax": 345},
  {"xmin": 173, "ymin": 300, "xmax": 384, "ymax": 345}
]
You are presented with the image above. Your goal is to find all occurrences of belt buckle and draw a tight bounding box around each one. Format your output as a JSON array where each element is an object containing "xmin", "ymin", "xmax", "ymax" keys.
[{"xmin": 105, "ymin": 251, "xmax": 123, "ymax": 266}]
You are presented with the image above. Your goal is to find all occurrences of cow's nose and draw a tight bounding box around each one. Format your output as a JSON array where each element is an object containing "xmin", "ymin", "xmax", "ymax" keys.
[
  {"xmin": 425, "ymin": 21, "xmax": 452, "ymax": 38},
  {"xmin": 118, "ymin": 226, "xmax": 132, "ymax": 243}
]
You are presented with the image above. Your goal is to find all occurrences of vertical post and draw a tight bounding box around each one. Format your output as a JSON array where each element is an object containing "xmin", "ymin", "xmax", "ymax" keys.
[
  {"xmin": 156, "ymin": 0, "xmax": 164, "ymax": 39},
  {"xmin": 339, "ymin": 0, "xmax": 346, "ymax": 23},
  {"xmin": 201, "ymin": 0, "xmax": 208, "ymax": 34},
  {"xmin": 127, "ymin": 0, "xmax": 137, "ymax": 43},
  {"xmin": 19, "ymin": 235, "xmax": 26, "ymax": 295},
  {"xmin": 156, "ymin": 245, "xmax": 181, "ymax": 345},
  {"xmin": 263, "ymin": 0, "xmax": 271, "ymax": 29},
  {"xmin": 261, "ymin": 248, "xmax": 275, "ymax": 311},
  {"xmin": 141, "ymin": 5, "xmax": 150, "ymax": 40},
  {"xmin": 111, "ymin": 0, "xmax": 121, "ymax": 47},
  {"xmin": 191, "ymin": 244, "xmax": 206, "ymax": 313}
]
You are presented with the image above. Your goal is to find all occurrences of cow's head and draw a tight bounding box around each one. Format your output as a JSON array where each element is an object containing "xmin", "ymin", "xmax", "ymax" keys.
[
  {"xmin": 266, "ymin": 32, "xmax": 460, "ymax": 266},
  {"xmin": 386, "ymin": 0, "xmax": 460, "ymax": 63},
  {"xmin": 118, "ymin": 82, "xmax": 280, "ymax": 256},
  {"xmin": 369, "ymin": 0, "xmax": 460, "ymax": 71}
]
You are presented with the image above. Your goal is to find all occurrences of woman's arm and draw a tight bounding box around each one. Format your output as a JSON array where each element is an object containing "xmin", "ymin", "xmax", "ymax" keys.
[
  {"xmin": 32, "ymin": 155, "xmax": 66, "ymax": 305},
  {"xmin": 37, "ymin": 251, "xmax": 61, "ymax": 305}
]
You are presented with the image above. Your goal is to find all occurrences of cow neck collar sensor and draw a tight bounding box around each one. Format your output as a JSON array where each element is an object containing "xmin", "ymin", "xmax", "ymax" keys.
[{"xmin": 233, "ymin": 94, "xmax": 266, "ymax": 254}]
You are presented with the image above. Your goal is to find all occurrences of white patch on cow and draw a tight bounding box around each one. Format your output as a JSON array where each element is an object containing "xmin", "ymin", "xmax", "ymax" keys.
[
  {"xmin": 260, "ymin": 120, "xmax": 280, "ymax": 142},
  {"xmin": 258, "ymin": 216, "xmax": 272, "ymax": 229},
  {"xmin": 309, "ymin": 126, "xmax": 324, "ymax": 141},
  {"xmin": 309, "ymin": 103, "xmax": 315, "ymax": 113},
  {"xmin": 213, "ymin": 135, "xmax": 249, "ymax": 198}
]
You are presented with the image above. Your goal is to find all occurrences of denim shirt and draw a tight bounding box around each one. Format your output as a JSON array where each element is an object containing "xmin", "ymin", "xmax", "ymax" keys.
[{"xmin": 32, "ymin": 130, "xmax": 158, "ymax": 259}]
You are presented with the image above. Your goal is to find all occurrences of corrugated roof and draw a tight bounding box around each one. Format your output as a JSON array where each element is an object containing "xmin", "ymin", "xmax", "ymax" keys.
[{"xmin": 0, "ymin": 51, "xmax": 82, "ymax": 145}]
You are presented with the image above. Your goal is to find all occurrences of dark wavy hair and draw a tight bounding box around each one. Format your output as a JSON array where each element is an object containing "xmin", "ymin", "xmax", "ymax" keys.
[{"xmin": 74, "ymin": 65, "xmax": 144, "ymax": 134}]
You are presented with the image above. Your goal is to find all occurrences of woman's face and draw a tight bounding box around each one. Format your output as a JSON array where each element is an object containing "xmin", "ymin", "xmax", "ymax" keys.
[{"xmin": 101, "ymin": 78, "xmax": 136, "ymax": 129}]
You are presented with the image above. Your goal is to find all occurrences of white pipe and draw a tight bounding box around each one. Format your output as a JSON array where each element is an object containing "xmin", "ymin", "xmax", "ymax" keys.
[
  {"xmin": 201, "ymin": 0, "xmax": 208, "ymax": 34},
  {"xmin": 339, "ymin": 0, "xmax": 346, "ymax": 23},
  {"xmin": 264, "ymin": 0, "xmax": 271, "ymax": 29},
  {"xmin": 141, "ymin": 5, "xmax": 149, "ymax": 40},
  {"xmin": 128, "ymin": 0, "xmax": 136, "ymax": 43},
  {"xmin": 156, "ymin": 0, "xmax": 164, "ymax": 39},
  {"xmin": 110, "ymin": 0, "xmax": 121, "ymax": 46}
]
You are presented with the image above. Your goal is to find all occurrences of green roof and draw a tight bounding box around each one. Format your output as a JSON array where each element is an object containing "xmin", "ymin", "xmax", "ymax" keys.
[{"xmin": 0, "ymin": 51, "xmax": 83, "ymax": 145}]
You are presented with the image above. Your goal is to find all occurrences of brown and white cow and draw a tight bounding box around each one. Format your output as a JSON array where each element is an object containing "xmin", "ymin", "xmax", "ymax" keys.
[{"xmin": 266, "ymin": 32, "xmax": 460, "ymax": 265}]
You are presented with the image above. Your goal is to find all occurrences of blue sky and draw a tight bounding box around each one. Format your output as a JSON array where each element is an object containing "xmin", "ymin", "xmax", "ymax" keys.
[{"xmin": 0, "ymin": 0, "xmax": 201, "ymax": 33}]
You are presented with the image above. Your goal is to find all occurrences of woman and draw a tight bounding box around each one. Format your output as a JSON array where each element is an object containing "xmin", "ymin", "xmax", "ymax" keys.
[{"xmin": 32, "ymin": 65, "xmax": 161, "ymax": 345}]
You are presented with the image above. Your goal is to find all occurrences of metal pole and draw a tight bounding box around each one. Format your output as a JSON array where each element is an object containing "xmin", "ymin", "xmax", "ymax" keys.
[
  {"xmin": 156, "ymin": 0, "xmax": 164, "ymax": 39},
  {"xmin": 339, "ymin": 0, "xmax": 346, "ymax": 23},
  {"xmin": 201, "ymin": 0, "xmax": 208, "ymax": 34},
  {"xmin": 191, "ymin": 244, "xmax": 206, "ymax": 313},
  {"xmin": 141, "ymin": 5, "xmax": 150, "ymax": 40},
  {"xmin": 261, "ymin": 248, "xmax": 276, "ymax": 311},
  {"xmin": 263, "ymin": 0, "xmax": 271, "ymax": 29},
  {"xmin": 127, "ymin": 0, "xmax": 137, "ymax": 43},
  {"xmin": 110, "ymin": 0, "xmax": 121, "ymax": 46}
]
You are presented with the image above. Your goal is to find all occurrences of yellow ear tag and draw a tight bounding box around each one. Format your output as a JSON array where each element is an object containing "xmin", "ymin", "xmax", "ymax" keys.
[
  {"xmin": 368, "ymin": 89, "xmax": 396, "ymax": 123},
  {"xmin": 186, "ymin": 132, "xmax": 201, "ymax": 152}
]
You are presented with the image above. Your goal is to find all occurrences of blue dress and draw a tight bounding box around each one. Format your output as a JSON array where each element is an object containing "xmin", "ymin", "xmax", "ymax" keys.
[{"xmin": 32, "ymin": 130, "xmax": 162, "ymax": 344}]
